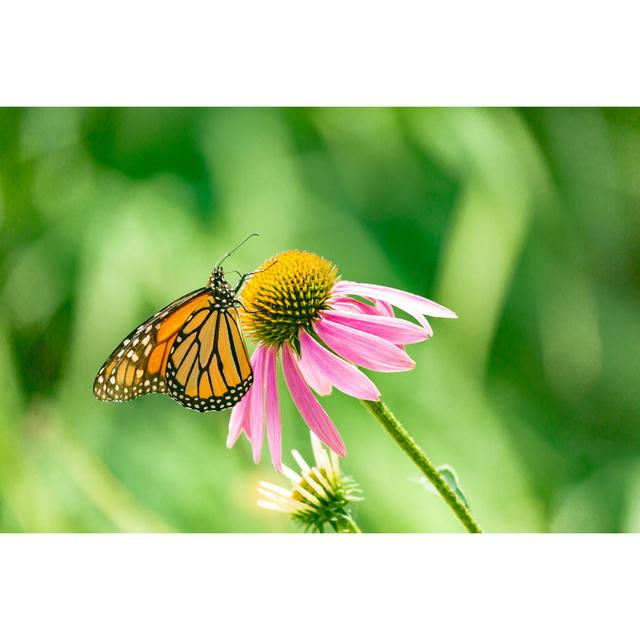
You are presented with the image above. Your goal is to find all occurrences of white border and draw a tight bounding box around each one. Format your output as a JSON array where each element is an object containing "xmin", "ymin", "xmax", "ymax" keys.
[
  {"xmin": 1, "ymin": 1, "xmax": 639, "ymax": 105},
  {"xmin": 0, "ymin": 534, "xmax": 636, "ymax": 639}
]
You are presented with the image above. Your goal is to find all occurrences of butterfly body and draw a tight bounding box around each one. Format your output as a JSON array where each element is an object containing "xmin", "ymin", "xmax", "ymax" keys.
[{"xmin": 93, "ymin": 267, "xmax": 253, "ymax": 412}]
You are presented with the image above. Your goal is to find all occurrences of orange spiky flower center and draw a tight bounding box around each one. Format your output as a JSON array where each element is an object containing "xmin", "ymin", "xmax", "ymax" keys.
[{"xmin": 239, "ymin": 250, "xmax": 338, "ymax": 347}]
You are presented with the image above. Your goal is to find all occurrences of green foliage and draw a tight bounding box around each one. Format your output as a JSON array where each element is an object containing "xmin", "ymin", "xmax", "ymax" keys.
[{"xmin": 1, "ymin": 107, "xmax": 639, "ymax": 532}]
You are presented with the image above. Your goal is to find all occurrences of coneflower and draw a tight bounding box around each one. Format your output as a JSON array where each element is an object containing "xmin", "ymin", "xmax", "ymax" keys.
[
  {"xmin": 257, "ymin": 433, "xmax": 362, "ymax": 533},
  {"xmin": 228, "ymin": 249, "xmax": 454, "ymax": 469},
  {"xmin": 229, "ymin": 249, "xmax": 481, "ymax": 533}
]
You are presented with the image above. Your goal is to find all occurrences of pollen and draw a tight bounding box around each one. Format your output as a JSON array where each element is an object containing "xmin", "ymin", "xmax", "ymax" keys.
[{"xmin": 240, "ymin": 250, "xmax": 338, "ymax": 347}]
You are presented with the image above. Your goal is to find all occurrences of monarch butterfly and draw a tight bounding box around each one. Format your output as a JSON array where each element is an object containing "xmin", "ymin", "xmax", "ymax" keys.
[{"xmin": 93, "ymin": 237, "xmax": 259, "ymax": 412}]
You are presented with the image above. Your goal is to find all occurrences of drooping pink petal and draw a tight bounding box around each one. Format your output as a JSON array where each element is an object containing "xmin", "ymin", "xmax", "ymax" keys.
[
  {"xmin": 227, "ymin": 391, "xmax": 251, "ymax": 447},
  {"xmin": 331, "ymin": 295, "xmax": 413, "ymax": 347},
  {"xmin": 331, "ymin": 296, "xmax": 397, "ymax": 320},
  {"xmin": 263, "ymin": 346, "xmax": 282, "ymax": 472},
  {"xmin": 366, "ymin": 297, "xmax": 411, "ymax": 347},
  {"xmin": 371, "ymin": 298, "xmax": 394, "ymax": 317},
  {"xmin": 249, "ymin": 346, "xmax": 267, "ymax": 463},
  {"xmin": 281, "ymin": 344, "xmax": 346, "ymax": 457},
  {"xmin": 299, "ymin": 331, "xmax": 380, "ymax": 401},
  {"xmin": 405, "ymin": 309, "xmax": 433, "ymax": 337},
  {"xmin": 334, "ymin": 280, "xmax": 457, "ymax": 318},
  {"xmin": 314, "ymin": 318, "xmax": 415, "ymax": 372},
  {"xmin": 297, "ymin": 339, "xmax": 333, "ymax": 396},
  {"xmin": 331, "ymin": 297, "xmax": 386, "ymax": 316},
  {"xmin": 322, "ymin": 309, "xmax": 428, "ymax": 345},
  {"xmin": 332, "ymin": 294, "xmax": 430, "ymax": 341},
  {"xmin": 363, "ymin": 295, "xmax": 433, "ymax": 337}
]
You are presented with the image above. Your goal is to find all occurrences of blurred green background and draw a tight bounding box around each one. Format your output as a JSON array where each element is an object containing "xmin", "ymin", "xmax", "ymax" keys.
[{"xmin": 1, "ymin": 107, "xmax": 639, "ymax": 533}]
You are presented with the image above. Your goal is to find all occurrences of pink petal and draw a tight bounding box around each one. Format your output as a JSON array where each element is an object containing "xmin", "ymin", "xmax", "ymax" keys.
[
  {"xmin": 332, "ymin": 294, "xmax": 431, "ymax": 339},
  {"xmin": 322, "ymin": 308, "xmax": 428, "ymax": 345},
  {"xmin": 331, "ymin": 297, "xmax": 433, "ymax": 346},
  {"xmin": 249, "ymin": 346, "xmax": 267, "ymax": 463},
  {"xmin": 331, "ymin": 296, "xmax": 411, "ymax": 347},
  {"xmin": 281, "ymin": 344, "xmax": 346, "ymax": 457},
  {"xmin": 297, "ymin": 339, "xmax": 333, "ymax": 396},
  {"xmin": 263, "ymin": 346, "xmax": 282, "ymax": 472},
  {"xmin": 331, "ymin": 297, "xmax": 386, "ymax": 316},
  {"xmin": 368, "ymin": 298, "xmax": 411, "ymax": 348},
  {"xmin": 299, "ymin": 331, "xmax": 380, "ymax": 401},
  {"xmin": 334, "ymin": 280, "xmax": 457, "ymax": 319},
  {"xmin": 365, "ymin": 295, "xmax": 433, "ymax": 337},
  {"xmin": 405, "ymin": 309, "xmax": 433, "ymax": 338},
  {"xmin": 314, "ymin": 318, "xmax": 415, "ymax": 372},
  {"xmin": 227, "ymin": 391, "xmax": 251, "ymax": 447},
  {"xmin": 371, "ymin": 298, "xmax": 394, "ymax": 317}
]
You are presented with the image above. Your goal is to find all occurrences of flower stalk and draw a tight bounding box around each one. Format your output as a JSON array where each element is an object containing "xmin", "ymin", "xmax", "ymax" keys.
[
  {"xmin": 333, "ymin": 514, "xmax": 362, "ymax": 533},
  {"xmin": 362, "ymin": 399, "xmax": 482, "ymax": 533}
]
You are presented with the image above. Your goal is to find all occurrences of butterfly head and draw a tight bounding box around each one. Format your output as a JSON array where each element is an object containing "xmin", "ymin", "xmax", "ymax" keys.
[{"xmin": 207, "ymin": 267, "xmax": 235, "ymax": 304}]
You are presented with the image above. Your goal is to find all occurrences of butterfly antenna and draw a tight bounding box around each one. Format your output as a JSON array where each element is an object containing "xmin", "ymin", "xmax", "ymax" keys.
[{"xmin": 216, "ymin": 233, "xmax": 260, "ymax": 269}]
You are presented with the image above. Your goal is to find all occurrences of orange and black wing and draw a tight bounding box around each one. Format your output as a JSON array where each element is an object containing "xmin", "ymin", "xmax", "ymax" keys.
[
  {"xmin": 93, "ymin": 288, "xmax": 214, "ymax": 402},
  {"xmin": 165, "ymin": 306, "xmax": 253, "ymax": 412}
]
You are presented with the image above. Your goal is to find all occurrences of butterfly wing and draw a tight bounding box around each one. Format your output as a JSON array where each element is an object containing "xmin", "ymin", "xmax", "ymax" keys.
[
  {"xmin": 165, "ymin": 306, "xmax": 253, "ymax": 412},
  {"xmin": 93, "ymin": 288, "xmax": 214, "ymax": 402}
]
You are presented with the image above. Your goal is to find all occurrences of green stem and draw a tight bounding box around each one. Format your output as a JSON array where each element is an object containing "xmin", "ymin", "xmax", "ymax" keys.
[
  {"xmin": 362, "ymin": 399, "xmax": 482, "ymax": 533},
  {"xmin": 335, "ymin": 514, "xmax": 362, "ymax": 533}
]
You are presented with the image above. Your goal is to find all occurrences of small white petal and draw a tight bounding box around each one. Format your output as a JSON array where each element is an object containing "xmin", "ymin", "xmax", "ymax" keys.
[
  {"xmin": 311, "ymin": 433, "xmax": 327, "ymax": 467},
  {"xmin": 257, "ymin": 501, "xmax": 288, "ymax": 513},
  {"xmin": 257, "ymin": 489, "xmax": 308, "ymax": 513},
  {"xmin": 258, "ymin": 481, "xmax": 293, "ymax": 499},
  {"xmin": 301, "ymin": 469, "xmax": 328, "ymax": 499},
  {"xmin": 281, "ymin": 464, "xmax": 303, "ymax": 485},
  {"xmin": 296, "ymin": 485, "xmax": 322, "ymax": 507},
  {"xmin": 257, "ymin": 488, "xmax": 282, "ymax": 501},
  {"xmin": 312, "ymin": 467, "xmax": 334, "ymax": 494},
  {"xmin": 330, "ymin": 451, "xmax": 341, "ymax": 477},
  {"xmin": 291, "ymin": 450, "xmax": 311, "ymax": 473}
]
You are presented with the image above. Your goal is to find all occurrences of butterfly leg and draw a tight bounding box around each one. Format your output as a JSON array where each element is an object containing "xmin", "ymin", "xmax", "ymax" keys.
[{"xmin": 233, "ymin": 260, "xmax": 278, "ymax": 294}]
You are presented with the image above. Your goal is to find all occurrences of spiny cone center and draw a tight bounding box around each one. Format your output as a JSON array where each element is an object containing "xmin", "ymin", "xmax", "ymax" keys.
[{"xmin": 239, "ymin": 250, "xmax": 338, "ymax": 347}]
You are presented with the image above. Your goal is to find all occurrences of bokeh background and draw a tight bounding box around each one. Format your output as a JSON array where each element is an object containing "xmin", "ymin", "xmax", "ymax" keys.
[{"xmin": 0, "ymin": 107, "xmax": 639, "ymax": 532}]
